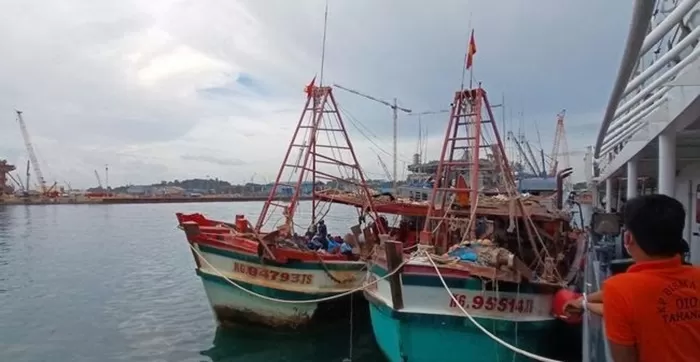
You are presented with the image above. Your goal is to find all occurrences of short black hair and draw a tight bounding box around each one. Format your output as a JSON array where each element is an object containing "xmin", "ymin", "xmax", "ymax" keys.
[{"xmin": 623, "ymin": 194, "xmax": 687, "ymax": 257}]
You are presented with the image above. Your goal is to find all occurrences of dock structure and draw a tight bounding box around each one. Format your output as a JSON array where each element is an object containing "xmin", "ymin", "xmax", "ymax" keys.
[
  {"xmin": 588, "ymin": 0, "xmax": 700, "ymax": 360},
  {"xmin": 0, "ymin": 160, "xmax": 17, "ymax": 195}
]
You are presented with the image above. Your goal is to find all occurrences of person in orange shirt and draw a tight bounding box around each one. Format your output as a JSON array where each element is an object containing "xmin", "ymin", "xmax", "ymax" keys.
[{"xmin": 568, "ymin": 194, "xmax": 700, "ymax": 362}]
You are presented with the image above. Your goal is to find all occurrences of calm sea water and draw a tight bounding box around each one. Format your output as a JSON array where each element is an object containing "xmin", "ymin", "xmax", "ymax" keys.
[{"xmin": 0, "ymin": 201, "xmax": 385, "ymax": 362}]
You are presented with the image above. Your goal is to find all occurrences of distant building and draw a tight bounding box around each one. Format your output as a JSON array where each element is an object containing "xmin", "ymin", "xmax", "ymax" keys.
[
  {"xmin": 153, "ymin": 186, "xmax": 185, "ymax": 196},
  {"xmin": 126, "ymin": 185, "xmax": 149, "ymax": 195},
  {"xmin": 517, "ymin": 177, "xmax": 557, "ymax": 194},
  {"xmin": 261, "ymin": 181, "xmax": 321, "ymax": 196}
]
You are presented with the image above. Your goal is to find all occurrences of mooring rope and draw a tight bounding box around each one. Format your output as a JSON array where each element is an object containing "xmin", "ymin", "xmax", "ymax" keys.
[{"xmin": 423, "ymin": 251, "xmax": 564, "ymax": 362}]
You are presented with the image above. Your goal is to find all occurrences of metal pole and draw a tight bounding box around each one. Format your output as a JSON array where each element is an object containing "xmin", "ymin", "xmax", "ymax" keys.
[
  {"xmin": 501, "ymin": 93, "xmax": 507, "ymax": 161},
  {"xmin": 626, "ymin": 157, "xmax": 638, "ymax": 199},
  {"xmin": 658, "ymin": 128, "xmax": 676, "ymax": 196},
  {"xmin": 393, "ymin": 98, "xmax": 398, "ymax": 191}
]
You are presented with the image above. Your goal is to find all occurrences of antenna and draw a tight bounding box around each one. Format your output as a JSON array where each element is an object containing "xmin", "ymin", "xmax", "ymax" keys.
[{"xmin": 319, "ymin": 0, "xmax": 330, "ymax": 86}]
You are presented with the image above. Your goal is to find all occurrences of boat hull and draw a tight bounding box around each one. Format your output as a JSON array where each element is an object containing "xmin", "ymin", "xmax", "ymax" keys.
[
  {"xmin": 199, "ymin": 270, "xmax": 322, "ymax": 327},
  {"xmin": 192, "ymin": 242, "xmax": 366, "ymax": 329},
  {"xmin": 365, "ymin": 264, "xmax": 557, "ymax": 362}
]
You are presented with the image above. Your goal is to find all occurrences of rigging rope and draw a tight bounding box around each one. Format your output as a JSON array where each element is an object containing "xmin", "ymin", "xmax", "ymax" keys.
[{"xmin": 338, "ymin": 106, "xmax": 412, "ymax": 164}]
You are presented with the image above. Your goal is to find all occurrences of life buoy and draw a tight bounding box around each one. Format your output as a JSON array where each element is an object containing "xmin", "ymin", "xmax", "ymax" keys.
[{"xmin": 551, "ymin": 288, "xmax": 583, "ymax": 324}]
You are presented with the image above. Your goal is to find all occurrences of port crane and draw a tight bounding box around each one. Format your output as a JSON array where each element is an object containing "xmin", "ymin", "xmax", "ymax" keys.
[
  {"xmin": 4, "ymin": 161, "xmax": 30, "ymax": 196},
  {"xmin": 15, "ymin": 110, "xmax": 58, "ymax": 197},
  {"xmin": 25, "ymin": 161, "xmax": 31, "ymax": 193},
  {"xmin": 376, "ymin": 155, "xmax": 392, "ymax": 180},
  {"xmin": 506, "ymin": 109, "xmax": 572, "ymax": 180},
  {"xmin": 94, "ymin": 169, "xmax": 103, "ymax": 189},
  {"xmin": 548, "ymin": 110, "xmax": 569, "ymax": 176},
  {"xmin": 508, "ymin": 131, "xmax": 542, "ymax": 177},
  {"xmin": 333, "ymin": 84, "xmax": 412, "ymax": 190},
  {"xmin": 16, "ymin": 110, "xmax": 47, "ymax": 193}
]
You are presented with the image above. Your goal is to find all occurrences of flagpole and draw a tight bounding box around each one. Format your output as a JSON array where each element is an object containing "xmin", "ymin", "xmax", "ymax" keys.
[
  {"xmin": 460, "ymin": 58, "xmax": 467, "ymax": 92},
  {"xmin": 469, "ymin": 64, "xmax": 474, "ymax": 89},
  {"xmin": 468, "ymin": 13, "xmax": 474, "ymax": 90},
  {"xmin": 468, "ymin": 10, "xmax": 474, "ymax": 90},
  {"xmin": 460, "ymin": 12, "xmax": 473, "ymax": 92},
  {"xmin": 460, "ymin": 49, "xmax": 467, "ymax": 92},
  {"xmin": 469, "ymin": 38, "xmax": 475, "ymax": 90}
]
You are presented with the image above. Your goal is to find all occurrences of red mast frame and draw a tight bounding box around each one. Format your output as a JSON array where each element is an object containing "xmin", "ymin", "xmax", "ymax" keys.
[
  {"xmin": 254, "ymin": 85, "xmax": 382, "ymax": 234},
  {"xmin": 419, "ymin": 87, "xmax": 519, "ymax": 252}
]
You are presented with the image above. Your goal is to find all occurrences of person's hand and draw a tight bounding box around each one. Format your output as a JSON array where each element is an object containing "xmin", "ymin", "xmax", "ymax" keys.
[{"xmin": 562, "ymin": 296, "xmax": 584, "ymax": 317}]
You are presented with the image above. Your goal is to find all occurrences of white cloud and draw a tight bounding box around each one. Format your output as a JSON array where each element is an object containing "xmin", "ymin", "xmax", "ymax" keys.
[{"xmin": 0, "ymin": 0, "xmax": 632, "ymax": 188}]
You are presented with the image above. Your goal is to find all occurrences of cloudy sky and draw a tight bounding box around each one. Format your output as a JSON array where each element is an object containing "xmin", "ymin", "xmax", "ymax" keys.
[{"xmin": 0, "ymin": 0, "xmax": 632, "ymax": 188}]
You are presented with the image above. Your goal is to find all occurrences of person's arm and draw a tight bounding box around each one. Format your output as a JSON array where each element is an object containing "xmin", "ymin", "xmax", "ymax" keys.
[
  {"xmin": 603, "ymin": 282, "xmax": 638, "ymax": 362},
  {"xmin": 563, "ymin": 290, "xmax": 603, "ymax": 316},
  {"xmin": 586, "ymin": 302, "xmax": 603, "ymax": 316},
  {"xmin": 587, "ymin": 290, "xmax": 602, "ymax": 303}
]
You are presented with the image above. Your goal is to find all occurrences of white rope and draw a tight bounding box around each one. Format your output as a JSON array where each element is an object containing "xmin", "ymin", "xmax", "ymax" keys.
[
  {"xmin": 189, "ymin": 243, "xmax": 415, "ymax": 304},
  {"xmin": 423, "ymin": 251, "xmax": 564, "ymax": 362}
]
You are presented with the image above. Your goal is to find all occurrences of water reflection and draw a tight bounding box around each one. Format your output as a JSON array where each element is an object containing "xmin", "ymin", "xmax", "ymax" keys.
[
  {"xmin": 0, "ymin": 205, "xmax": 10, "ymax": 236},
  {"xmin": 0, "ymin": 205, "xmax": 11, "ymax": 273},
  {"xmin": 0, "ymin": 207, "xmax": 10, "ymax": 294},
  {"xmin": 0, "ymin": 202, "xmax": 386, "ymax": 362},
  {"xmin": 21, "ymin": 205, "xmax": 33, "ymax": 239},
  {"xmin": 201, "ymin": 311, "xmax": 383, "ymax": 362}
]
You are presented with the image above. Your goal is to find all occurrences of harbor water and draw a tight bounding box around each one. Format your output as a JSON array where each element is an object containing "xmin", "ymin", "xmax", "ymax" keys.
[{"xmin": 0, "ymin": 202, "xmax": 384, "ymax": 362}]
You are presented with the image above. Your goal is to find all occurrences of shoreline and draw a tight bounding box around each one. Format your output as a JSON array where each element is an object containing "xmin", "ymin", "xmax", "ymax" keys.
[{"xmin": 0, "ymin": 195, "xmax": 313, "ymax": 206}]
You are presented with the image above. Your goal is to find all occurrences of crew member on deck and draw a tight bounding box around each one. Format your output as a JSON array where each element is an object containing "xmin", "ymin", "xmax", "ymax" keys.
[
  {"xmin": 317, "ymin": 219, "xmax": 327, "ymax": 238},
  {"xmin": 567, "ymin": 194, "xmax": 700, "ymax": 362}
]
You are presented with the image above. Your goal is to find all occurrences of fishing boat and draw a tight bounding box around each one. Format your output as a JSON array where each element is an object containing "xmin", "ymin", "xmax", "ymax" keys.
[
  {"xmin": 328, "ymin": 87, "xmax": 586, "ymax": 362},
  {"xmin": 176, "ymin": 81, "xmax": 386, "ymax": 329}
]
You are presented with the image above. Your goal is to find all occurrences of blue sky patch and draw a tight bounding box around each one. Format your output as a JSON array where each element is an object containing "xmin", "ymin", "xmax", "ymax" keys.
[{"xmin": 198, "ymin": 72, "xmax": 267, "ymax": 99}]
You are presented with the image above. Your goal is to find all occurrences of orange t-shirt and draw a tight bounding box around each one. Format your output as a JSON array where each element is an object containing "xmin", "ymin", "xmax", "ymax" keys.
[{"xmin": 603, "ymin": 256, "xmax": 700, "ymax": 362}]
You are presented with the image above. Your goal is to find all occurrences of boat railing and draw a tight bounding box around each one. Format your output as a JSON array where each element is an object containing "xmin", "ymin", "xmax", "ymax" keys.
[{"xmin": 582, "ymin": 232, "xmax": 615, "ymax": 362}]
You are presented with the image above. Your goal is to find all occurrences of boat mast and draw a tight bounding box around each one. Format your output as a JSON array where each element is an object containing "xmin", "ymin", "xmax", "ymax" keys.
[
  {"xmin": 420, "ymin": 87, "xmax": 530, "ymax": 252},
  {"xmin": 254, "ymin": 84, "xmax": 383, "ymax": 234}
]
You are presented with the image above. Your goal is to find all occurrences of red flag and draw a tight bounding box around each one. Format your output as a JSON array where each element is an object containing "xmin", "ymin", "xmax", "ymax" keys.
[
  {"xmin": 465, "ymin": 30, "xmax": 477, "ymax": 69},
  {"xmin": 304, "ymin": 76, "xmax": 317, "ymax": 96}
]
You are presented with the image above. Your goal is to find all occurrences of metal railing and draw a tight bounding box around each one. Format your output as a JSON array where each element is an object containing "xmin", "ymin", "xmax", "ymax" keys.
[
  {"xmin": 582, "ymin": 233, "xmax": 617, "ymax": 362},
  {"xmin": 595, "ymin": 0, "xmax": 700, "ymax": 174}
]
